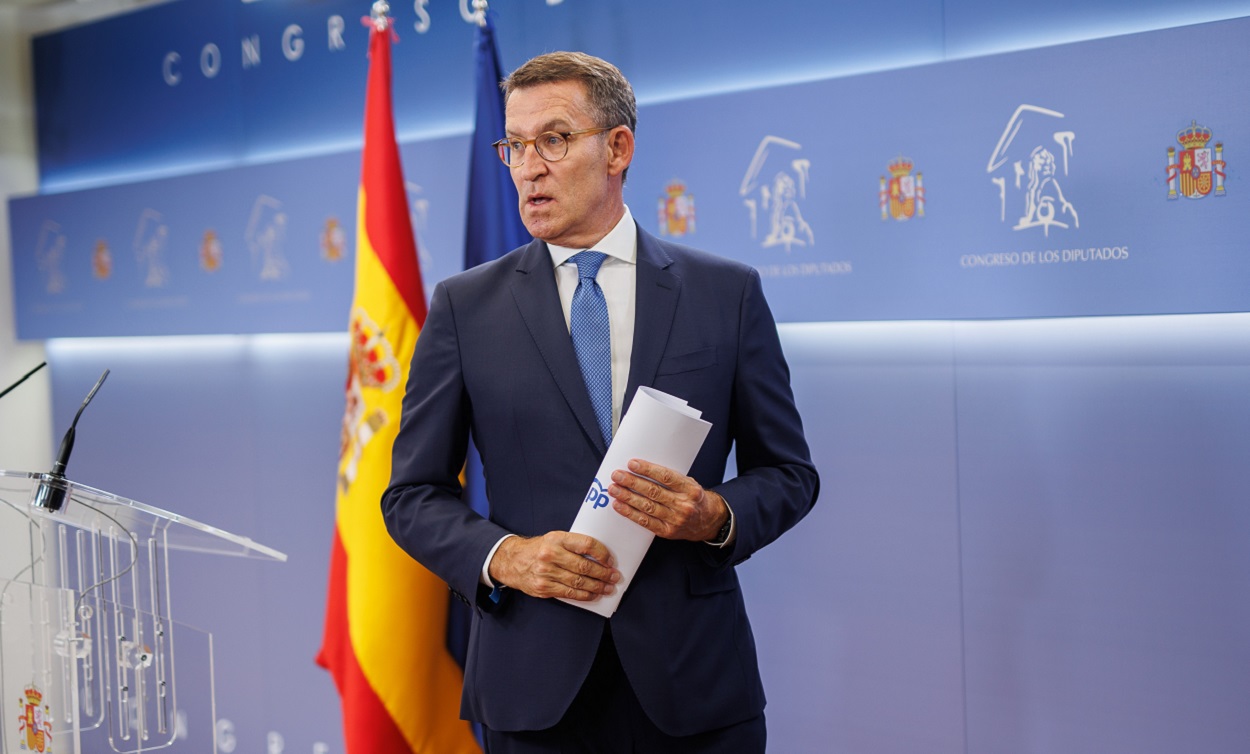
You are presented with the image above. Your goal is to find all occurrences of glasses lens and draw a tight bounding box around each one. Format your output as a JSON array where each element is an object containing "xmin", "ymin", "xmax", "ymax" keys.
[
  {"xmin": 495, "ymin": 139, "xmax": 519, "ymax": 167},
  {"xmin": 532, "ymin": 132, "xmax": 569, "ymax": 162}
]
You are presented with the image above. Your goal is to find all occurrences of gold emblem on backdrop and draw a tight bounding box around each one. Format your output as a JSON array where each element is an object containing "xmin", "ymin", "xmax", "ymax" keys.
[
  {"xmin": 92, "ymin": 238, "xmax": 113, "ymax": 279},
  {"xmin": 880, "ymin": 156, "xmax": 924, "ymax": 221},
  {"xmin": 200, "ymin": 229, "xmax": 223, "ymax": 272},
  {"xmin": 1167, "ymin": 120, "xmax": 1226, "ymax": 200},
  {"xmin": 321, "ymin": 216, "xmax": 346, "ymax": 261},
  {"xmin": 657, "ymin": 179, "xmax": 696, "ymax": 238}
]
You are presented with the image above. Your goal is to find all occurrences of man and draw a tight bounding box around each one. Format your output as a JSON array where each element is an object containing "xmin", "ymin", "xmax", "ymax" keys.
[{"xmin": 382, "ymin": 51, "xmax": 818, "ymax": 753}]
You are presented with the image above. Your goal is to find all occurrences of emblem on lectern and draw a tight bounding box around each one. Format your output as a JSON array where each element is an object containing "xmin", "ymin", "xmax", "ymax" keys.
[
  {"xmin": 339, "ymin": 306, "xmax": 402, "ymax": 492},
  {"xmin": 879, "ymin": 156, "xmax": 924, "ymax": 221},
  {"xmin": 16, "ymin": 683, "xmax": 54, "ymax": 752},
  {"xmin": 1166, "ymin": 120, "xmax": 1226, "ymax": 200}
]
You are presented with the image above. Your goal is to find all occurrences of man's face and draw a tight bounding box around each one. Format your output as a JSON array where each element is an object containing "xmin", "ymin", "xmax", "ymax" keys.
[{"xmin": 505, "ymin": 80, "xmax": 626, "ymax": 249}]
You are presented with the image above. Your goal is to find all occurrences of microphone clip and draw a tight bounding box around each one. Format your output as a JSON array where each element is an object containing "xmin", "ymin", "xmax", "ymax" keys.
[{"xmin": 32, "ymin": 472, "xmax": 71, "ymax": 512}]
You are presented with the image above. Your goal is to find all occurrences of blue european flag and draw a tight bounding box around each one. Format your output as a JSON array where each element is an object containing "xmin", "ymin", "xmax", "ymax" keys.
[
  {"xmin": 448, "ymin": 11, "xmax": 532, "ymax": 685},
  {"xmin": 462, "ymin": 11, "xmax": 531, "ymax": 524}
]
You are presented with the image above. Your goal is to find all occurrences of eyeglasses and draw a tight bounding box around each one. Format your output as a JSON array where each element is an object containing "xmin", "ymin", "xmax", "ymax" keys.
[{"xmin": 492, "ymin": 126, "xmax": 618, "ymax": 167}]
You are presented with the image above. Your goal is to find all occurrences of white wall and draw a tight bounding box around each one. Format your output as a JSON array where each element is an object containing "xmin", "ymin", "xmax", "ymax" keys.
[
  {"xmin": 0, "ymin": 7, "xmax": 50, "ymax": 579},
  {"xmin": 0, "ymin": 7, "xmax": 48, "ymax": 469}
]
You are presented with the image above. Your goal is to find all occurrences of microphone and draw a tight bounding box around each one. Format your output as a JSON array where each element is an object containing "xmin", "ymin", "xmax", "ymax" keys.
[
  {"xmin": 33, "ymin": 368, "xmax": 110, "ymax": 512},
  {"xmin": 0, "ymin": 361, "xmax": 46, "ymax": 400}
]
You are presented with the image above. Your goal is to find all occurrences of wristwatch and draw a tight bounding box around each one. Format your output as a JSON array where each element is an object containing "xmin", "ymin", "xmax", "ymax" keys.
[{"xmin": 708, "ymin": 509, "xmax": 733, "ymax": 546}]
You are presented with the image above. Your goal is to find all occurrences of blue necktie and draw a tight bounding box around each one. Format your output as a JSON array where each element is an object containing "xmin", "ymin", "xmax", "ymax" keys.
[{"xmin": 569, "ymin": 251, "xmax": 613, "ymax": 446}]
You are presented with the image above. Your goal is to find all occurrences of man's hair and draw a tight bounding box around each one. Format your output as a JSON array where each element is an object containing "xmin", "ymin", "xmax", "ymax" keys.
[{"xmin": 502, "ymin": 51, "xmax": 637, "ymax": 138}]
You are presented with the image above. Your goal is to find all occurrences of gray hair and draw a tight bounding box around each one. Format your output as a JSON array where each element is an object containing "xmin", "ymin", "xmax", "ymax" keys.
[
  {"xmin": 503, "ymin": 52, "xmax": 636, "ymax": 181},
  {"xmin": 503, "ymin": 51, "xmax": 636, "ymax": 134}
]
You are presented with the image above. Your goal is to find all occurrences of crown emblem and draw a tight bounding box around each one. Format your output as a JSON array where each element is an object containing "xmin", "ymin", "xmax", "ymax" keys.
[
  {"xmin": 24, "ymin": 686, "xmax": 43, "ymax": 706},
  {"xmin": 1166, "ymin": 119, "xmax": 1227, "ymax": 200},
  {"xmin": 657, "ymin": 178, "xmax": 696, "ymax": 238},
  {"xmin": 1176, "ymin": 120, "xmax": 1212, "ymax": 150},
  {"xmin": 887, "ymin": 156, "xmax": 914, "ymax": 178},
  {"xmin": 880, "ymin": 155, "xmax": 924, "ymax": 221}
]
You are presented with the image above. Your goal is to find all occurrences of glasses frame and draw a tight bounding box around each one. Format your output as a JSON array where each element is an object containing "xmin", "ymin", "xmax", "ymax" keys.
[{"xmin": 492, "ymin": 126, "xmax": 618, "ymax": 167}]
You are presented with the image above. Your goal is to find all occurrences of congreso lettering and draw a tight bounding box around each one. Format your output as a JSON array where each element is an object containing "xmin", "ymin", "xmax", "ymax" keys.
[{"xmin": 161, "ymin": 1, "xmax": 433, "ymax": 86}]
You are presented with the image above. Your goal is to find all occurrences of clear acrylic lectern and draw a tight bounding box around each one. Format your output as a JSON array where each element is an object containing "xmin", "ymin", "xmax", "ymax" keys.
[{"xmin": 0, "ymin": 470, "xmax": 286, "ymax": 754}]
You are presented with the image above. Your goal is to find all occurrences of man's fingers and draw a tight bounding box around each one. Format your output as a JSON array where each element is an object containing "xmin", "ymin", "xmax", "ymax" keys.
[
  {"xmin": 625, "ymin": 459, "xmax": 704, "ymax": 496},
  {"xmin": 606, "ymin": 460, "xmax": 726, "ymax": 542},
  {"xmin": 617, "ymin": 460, "xmax": 704, "ymax": 501},
  {"xmin": 560, "ymin": 531, "xmax": 615, "ymax": 567},
  {"xmin": 628, "ymin": 458, "xmax": 679, "ymax": 486},
  {"xmin": 493, "ymin": 532, "xmax": 619, "ymax": 601},
  {"xmin": 608, "ymin": 478, "xmax": 663, "ymax": 514}
]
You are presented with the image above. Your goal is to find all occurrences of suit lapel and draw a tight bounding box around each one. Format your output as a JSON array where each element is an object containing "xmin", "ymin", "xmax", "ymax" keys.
[
  {"xmin": 624, "ymin": 229, "xmax": 680, "ymax": 417},
  {"xmin": 510, "ymin": 239, "xmax": 609, "ymax": 455}
]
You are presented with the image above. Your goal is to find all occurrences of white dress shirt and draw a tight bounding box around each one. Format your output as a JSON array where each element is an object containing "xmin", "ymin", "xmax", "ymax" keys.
[{"xmin": 480, "ymin": 206, "xmax": 732, "ymax": 590}]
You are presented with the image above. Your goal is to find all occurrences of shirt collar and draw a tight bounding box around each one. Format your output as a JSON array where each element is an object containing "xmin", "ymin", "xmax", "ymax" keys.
[{"xmin": 547, "ymin": 206, "xmax": 637, "ymax": 268}]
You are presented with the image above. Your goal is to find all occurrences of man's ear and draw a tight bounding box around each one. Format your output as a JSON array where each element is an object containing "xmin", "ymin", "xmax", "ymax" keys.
[{"xmin": 606, "ymin": 126, "xmax": 635, "ymax": 178}]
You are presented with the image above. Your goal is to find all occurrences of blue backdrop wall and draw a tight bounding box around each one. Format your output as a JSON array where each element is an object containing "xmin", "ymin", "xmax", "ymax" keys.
[{"xmin": 15, "ymin": 1, "xmax": 1250, "ymax": 752}]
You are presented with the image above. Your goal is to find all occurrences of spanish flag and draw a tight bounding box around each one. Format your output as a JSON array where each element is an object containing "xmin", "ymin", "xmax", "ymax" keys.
[{"xmin": 317, "ymin": 14, "xmax": 480, "ymax": 754}]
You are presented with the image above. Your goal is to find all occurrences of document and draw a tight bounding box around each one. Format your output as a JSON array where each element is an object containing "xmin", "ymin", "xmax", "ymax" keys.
[{"xmin": 560, "ymin": 387, "xmax": 712, "ymax": 617}]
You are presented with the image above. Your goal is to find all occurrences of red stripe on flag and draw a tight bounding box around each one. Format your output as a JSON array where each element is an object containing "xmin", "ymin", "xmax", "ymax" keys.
[
  {"xmin": 362, "ymin": 27, "xmax": 427, "ymax": 326},
  {"xmin": 317, "ymin": 530, "xmax": 415, "ymax": 753}
]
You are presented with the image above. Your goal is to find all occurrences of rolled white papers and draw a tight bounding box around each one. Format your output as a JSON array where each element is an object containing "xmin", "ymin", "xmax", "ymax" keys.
[{"xmin": 559, "ymin": 386, "xmax": 712, "ymax": 617}]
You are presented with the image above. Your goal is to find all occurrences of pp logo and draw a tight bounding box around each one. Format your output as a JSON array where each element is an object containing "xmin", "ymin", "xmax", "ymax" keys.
[{"xmin": 584, "ymin": 479, "xmax": 611, "ymax": 509}]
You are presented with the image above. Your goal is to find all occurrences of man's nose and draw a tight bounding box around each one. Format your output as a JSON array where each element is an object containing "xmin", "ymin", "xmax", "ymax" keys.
[{"xmin": 516, "ymin": 148, "xmax": 549, "ymax": 180}]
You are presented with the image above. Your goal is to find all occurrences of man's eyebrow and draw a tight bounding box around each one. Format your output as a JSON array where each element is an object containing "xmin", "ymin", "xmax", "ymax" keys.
[{"xmin": 506, "ymin": 119, "xmax": 573, "ymax": 137}]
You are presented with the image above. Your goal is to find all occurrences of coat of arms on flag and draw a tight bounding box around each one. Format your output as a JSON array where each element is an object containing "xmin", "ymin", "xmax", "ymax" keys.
[
  {"xmin": 879, "ymin": 156, "xmax": 924, "ymax": 221},
  {"xmin": 1167, "ymin": 120, "xmax": 1226, "ymax": 200},
  {"xmin": 338, "ymin": 306, "xmax": 401, "ymax": 493}
]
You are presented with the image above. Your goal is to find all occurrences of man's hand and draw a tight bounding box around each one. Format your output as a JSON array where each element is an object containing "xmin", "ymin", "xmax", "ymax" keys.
[
  {"xmin": 488, "ymin": 532, "xmax": 620, "ymax": 601},
  {"xmin": 609, "ymin": 459, "xmax": 729, "ymax": 541}
]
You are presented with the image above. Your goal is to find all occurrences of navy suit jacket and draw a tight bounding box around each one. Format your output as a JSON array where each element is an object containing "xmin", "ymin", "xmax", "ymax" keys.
[{"xmin": 382, "ymin": 227, "xmax": 818, "ymax": 736}]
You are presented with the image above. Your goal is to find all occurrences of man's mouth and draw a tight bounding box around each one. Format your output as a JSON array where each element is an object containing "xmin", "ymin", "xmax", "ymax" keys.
[{"xmin": 527, "ymin": 194, "xmax": 552, "ymax": 206}]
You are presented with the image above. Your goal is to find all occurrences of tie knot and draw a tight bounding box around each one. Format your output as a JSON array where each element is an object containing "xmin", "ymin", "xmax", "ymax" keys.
[{"xmin": 570, "ymin": 250, "xmax": 607, "ymax": 281}]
